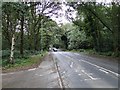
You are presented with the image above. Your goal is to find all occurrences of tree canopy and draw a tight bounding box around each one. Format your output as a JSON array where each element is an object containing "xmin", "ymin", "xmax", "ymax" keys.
[{"xmin": 2, "ymin": 1, "xmax": 120, "ymax": 64}]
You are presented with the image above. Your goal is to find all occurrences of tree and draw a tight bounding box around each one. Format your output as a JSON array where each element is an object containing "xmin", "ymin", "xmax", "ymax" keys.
[
  {"xmin": 112, "ymin": 2, "xmax": 120, "ymax": 56},
  {"xmin": 2, "ymin": 3, "xmax": 21, "ymax": 64},
  {"xmin": 66, "ymin": 1, "xmax": 120, "ymax": 56}
]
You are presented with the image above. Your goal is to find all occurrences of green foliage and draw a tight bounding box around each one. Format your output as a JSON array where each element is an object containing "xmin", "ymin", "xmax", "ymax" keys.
[
  {"xmin": 71, "ymin": 2, "xmax": 120, "ymax": 56},
  {"xmin": 2, "ymin": 1, "xmax": 120, "ymax": 67},
  {"xmin": 59, "ymin": 2, "xmax": 120, "ymax": 57},
  {"xmin": 61, "ymin": 24, "xmax": 93, "ymax": 50},
  {"xmin": 2, "ymin": 50, "xmax": 47, "ymax": 69}
]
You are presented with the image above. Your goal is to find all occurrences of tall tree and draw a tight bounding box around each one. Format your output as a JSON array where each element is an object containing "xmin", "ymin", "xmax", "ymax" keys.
[{"xmin": 112, "ymin": 2, "xmax": 120, "ymax": 56}]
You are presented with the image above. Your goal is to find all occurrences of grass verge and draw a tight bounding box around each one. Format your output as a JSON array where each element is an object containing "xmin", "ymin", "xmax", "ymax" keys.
[
  {"xmin": 2, "ymin": 51, "xmax": 47, "ymax": 73},
  {"xmin": 69, "ymin": 49, "xmax": 120, "ymax": 58}
]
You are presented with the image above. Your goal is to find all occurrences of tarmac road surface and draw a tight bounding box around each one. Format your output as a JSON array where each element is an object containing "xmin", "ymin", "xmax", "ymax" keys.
[{"xmin": 2, "ymin": 51, "xmax": 119, "ymax": 88}]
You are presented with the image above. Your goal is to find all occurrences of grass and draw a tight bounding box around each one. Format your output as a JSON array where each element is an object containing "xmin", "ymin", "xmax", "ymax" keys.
[
  {"xmin": 2, "ymin": 50, "xmax": 47, "ymax": 72},
  {"xmin": 68, "ymin": 49, "xmax": 85, "ymax": 53},
  {"xmin": 82, "ymin": 49, "xmax": 117, "ymax": 57},
  {"xmin": 69, "ymin": 49, "xmax": 120, "ymax": 58}
]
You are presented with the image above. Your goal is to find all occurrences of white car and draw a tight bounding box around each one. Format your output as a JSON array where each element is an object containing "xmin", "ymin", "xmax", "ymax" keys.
[{"xmin": 53, "ymin": 48, "xmax": 57, "ymax": 52}]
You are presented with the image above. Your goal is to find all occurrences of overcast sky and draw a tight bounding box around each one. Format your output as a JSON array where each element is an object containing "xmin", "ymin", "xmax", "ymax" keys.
[
  {"xmin": 50, "ymin": 6, "xmax": 76, "ymax": 25},
  {"xmin": 49, "ymin": 0, "xmax": 113, "ymax": 25}
]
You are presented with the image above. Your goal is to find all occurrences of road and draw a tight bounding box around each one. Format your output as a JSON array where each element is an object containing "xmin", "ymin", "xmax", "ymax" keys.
[
  {"xmin": 52, "ymin": 51, "xmax": 119, "ymax": 88},
  {"xmin": 2, "ymin": 51, "xmax": 119, "ymax": 88}
]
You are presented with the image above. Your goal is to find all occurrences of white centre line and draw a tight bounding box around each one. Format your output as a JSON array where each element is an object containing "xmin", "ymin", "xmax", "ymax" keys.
[
  {"xmin": 80, "ymin": 60, "xmax": 119, "ymax": 77},
  {"xmin": 99, "ymin": 69, "xmax": 109, "ymax": 74},
  {"xmin": 62, "ymin": 53, "xmax": 119, "ymax": 77}
]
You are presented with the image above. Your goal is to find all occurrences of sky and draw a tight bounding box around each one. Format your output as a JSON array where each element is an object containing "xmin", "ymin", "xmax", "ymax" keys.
[
  {"xmin": 50, "ymin": 1, "xmax": 76, "ymax": 25},
  {"xmin": 50, "ymin": 0, "xmax": 113, "ymax": 25}
]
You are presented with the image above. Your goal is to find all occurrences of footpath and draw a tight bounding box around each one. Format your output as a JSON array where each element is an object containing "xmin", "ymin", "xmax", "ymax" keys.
[{"xmin": 2, "ymin": 52, "xmax": 62, "ymax": 88}]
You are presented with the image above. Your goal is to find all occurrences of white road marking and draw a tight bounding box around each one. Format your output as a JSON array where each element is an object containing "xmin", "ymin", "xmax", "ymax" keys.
[
  {"xmin": 28, "ymin": 68, "xmax": 36, "ymax": 71},
  {"xmin": 70, "ymin": 62, "xmax": 73, "ymax": 68},
  {"xmin": 84, "ymin": 79, "xmax": 92, "ymax": 81},
  {"xmin": 80, "ymin": 60, "xmax": 119, "ymax": 77},
  {"xmin": 63, "ymin": 54, "xmax": 73, "ymax": 60},
  {"xmin": 39, "ymin": 75, "xmax": 43, "ymax": 76},
  {"xmin": 81, "ymin": 70, "xmax": 99, "ymax": 80},
  {"xmin": 99, "ymin": 69, "xmax": 109, "ymax": 74},
  {"xmin": 63, "ymin": 71, "xmax": 66, "ymax": 74},
  {"xmin": 58, "ymin": 52, "xmax": 119, "ymax": 78},
  {"xmin": 75, "ymin": 69, "xmax": 78, "ymax": 72},
  {"xmin": 84, "ymin": 78, "xmax": 101, "ymax": 81},
  {"xmin": 69, "ymin": 53, "xmax": 119, "ymax": 77},
  {"xmin": 35, "ymin": 73, "xmax": 43, "ymax": 76},
  {"xmin": 74, "ymin": 53, "xmax": 80, "ymax": 55},
  {"xmin": 81, "ymin": 70, "xmax": 85, "ymax": 72},
  {"xmin": 78, "ymin": 74, "xmax": 81, "ymax": 76}
]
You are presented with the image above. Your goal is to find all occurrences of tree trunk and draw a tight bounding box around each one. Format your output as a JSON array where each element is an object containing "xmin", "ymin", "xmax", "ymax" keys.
[
  {"xmin": 118, "ymin": 6, "xmax": 120, "ymax": 53},
  {"xmin": 35, "ymin": 33, "xmax": 38, "ymax": 51},
  {"xmin": 87, "ymin": 14, "xmax": 99, "ymax": 52},
  {"xmin": 35, "ymin": 23, "xmax": 41, "ymax": 51},
  {"xmin": 112, "ymin": 2, "xmax": 119, "ymax": 56},
  {"xmin": 9, "ymin": 34, "xmax": 15, "ymax": 64},
  {"xmin": 26, "ymin": 26, "xmax": 31, "ymax": 50},
  {"xmin": 4, "ymin": 14, "xmax": 12, "ymax": 49},
  {"xmin": 20, "ymin": 15, "xmax": 24, "ymax": 57}
]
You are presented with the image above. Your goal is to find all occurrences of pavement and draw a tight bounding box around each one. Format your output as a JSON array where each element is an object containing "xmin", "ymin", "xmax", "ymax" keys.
[
  {"xmin": 2, "ymin": 53, "xmax": 61, "ymax": 88},
  {"xmin": 2, "ymin": 51, "xmax": 119, "ymax": 88}
]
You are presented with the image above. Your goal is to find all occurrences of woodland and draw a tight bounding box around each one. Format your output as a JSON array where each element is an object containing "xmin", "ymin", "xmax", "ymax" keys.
[{"xmin": 2, "ymin": 1, "xmax": 120, "ymax": 67}]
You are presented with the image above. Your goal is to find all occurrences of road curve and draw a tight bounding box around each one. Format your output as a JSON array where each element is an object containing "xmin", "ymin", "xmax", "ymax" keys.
[
  {"xmin": 52, "ymin": 51, "xmax": 119, "ymax": 88},
  {"xmin": 2, "ymin": 51, "xmax": 119, "ymax": 88}
]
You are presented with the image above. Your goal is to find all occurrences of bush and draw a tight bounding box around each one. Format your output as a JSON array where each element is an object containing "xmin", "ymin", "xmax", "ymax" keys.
[{"xmin": 2, "ymin": 50, "xmax": 43, "ymax": 66}]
